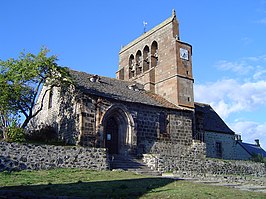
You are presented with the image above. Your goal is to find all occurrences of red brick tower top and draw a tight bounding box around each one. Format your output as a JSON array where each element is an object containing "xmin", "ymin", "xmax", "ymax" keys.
[{"xmin": 116, "ymin": 10, "xmax": 194, "ymax": 109}]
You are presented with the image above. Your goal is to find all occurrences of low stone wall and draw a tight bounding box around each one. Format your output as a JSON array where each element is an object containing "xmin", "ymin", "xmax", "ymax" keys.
[
  {"xmin": 0, "ymin": 142, "xmax": 109, "ymax": 172},
  {"xmin": 1, "ymin": 141, "xmax": 265, "ymax": 177},
  {"xmin": 204, "ymin": 159, "xmax": 265, "ymax": 176},
  {"xmin": 143, "ymin": 140, "xmax": 206, "ymax": 171},
  {"xmin": 143, "ymin": 141, "xmax": 266, "ymax": 177}
]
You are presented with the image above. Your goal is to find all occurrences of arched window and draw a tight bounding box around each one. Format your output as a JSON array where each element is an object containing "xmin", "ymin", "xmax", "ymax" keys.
[
  {"xmin": 129, "ymin": 54, "xmax": 135, "ymax": 79},
  {"xmin": 136, "ymin": 50, "xmax": 142, "ymax": 76},
  {"xmin": 48, "ymin": 87, "xmax": 53, "ymax": 109},
  {"xmin": 151, "ymin": 41, "xmax": 158, "ymax": 68},
  {"xmin": 143, "ymin": 45, "xmax": 150, "ymax": 72}
]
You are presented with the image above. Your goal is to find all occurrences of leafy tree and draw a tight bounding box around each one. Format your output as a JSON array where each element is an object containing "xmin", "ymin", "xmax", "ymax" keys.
[{"xmin": 0, "ymin": 48, "xmax": 71, "ymax": 138}]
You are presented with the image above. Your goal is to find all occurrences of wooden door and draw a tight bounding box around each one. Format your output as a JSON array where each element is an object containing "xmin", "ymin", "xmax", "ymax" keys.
[{"xmin": 105, "ymin": 117, "xmax": 118, "ymax": 154}]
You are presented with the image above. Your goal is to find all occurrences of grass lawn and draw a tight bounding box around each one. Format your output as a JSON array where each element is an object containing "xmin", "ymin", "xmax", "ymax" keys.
[{"xmin": 0, "ymin": 169, "xmax": 265, "ymax": 198}]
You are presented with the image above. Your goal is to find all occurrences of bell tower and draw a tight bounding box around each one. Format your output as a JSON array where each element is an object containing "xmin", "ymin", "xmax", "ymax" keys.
[{"xmin": 116, "ymin": 10, "xmax": 194, "ymax": 109}]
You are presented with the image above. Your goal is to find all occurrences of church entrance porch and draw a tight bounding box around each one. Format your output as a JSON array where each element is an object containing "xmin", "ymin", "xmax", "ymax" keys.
[{"xmin": 101, "ymin": 105, "xmax": 136, "ymax": 155}]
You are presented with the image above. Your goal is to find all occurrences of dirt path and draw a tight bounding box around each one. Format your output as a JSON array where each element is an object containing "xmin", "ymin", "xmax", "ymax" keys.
[{"xmin": 162, "ymin": 173, "xmax": 266, "ymax": 193}]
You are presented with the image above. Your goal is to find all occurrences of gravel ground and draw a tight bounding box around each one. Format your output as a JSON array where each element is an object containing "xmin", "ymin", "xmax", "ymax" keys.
[{"xmin": 162, "ymin": 173, "xmax": 266, "ymax": 193}]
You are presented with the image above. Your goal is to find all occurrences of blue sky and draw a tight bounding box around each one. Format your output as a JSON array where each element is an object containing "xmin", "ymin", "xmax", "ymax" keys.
[{"xmin": 1, "ymin": 0, "xmax": 266, "ymax": 148}]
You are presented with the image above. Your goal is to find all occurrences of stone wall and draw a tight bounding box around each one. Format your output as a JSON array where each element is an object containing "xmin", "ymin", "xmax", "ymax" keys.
[
  {"xmin": 28, "ymin": 85, "xmax": 80, "ymax": 145},
  {"xmin": 0, "ymin": 142, "xmax": 109, "ymax": 172},
  {"xmin": 143, "ymin": 140, "xmax": 206, "ymax": 171},
  {"xmin": 126, "ymin": 103, "xmax": 193, "ymax": 154},
  {"xmin": 143, "ymin": 141, "xmax": 265, "ymax": 176},
  {"xmin": 205, "ymin": 131, "xmax": 237, "ymax": 159},
  {"xmin": 1, "ymin": 141, "xmax": 264, "ymax": 177},
  {"xmin": 204, "ymin": 131, "xmax": 257, "ymax": 161}
]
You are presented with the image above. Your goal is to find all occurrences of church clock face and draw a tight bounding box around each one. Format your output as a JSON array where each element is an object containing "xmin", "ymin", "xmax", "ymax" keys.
[{"xmin": 180, "ymin": 48, "xmax": 189, "ymax": 60}]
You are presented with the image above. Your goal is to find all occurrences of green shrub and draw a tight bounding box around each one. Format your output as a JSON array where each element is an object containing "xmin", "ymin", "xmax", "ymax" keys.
[
  {"xmin": 251, "ymin": 153, "xmax": 266, "ymax": 166},
  {"xmin": 6, "ymin": 123, "xmax": 25, "ymax": 143}
]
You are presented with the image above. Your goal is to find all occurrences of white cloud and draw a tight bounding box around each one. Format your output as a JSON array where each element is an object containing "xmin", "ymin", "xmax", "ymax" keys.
[
  {"xmin": 215, "ymin": 55, "xmax": 266, "ymax": 78},
  {"xmin": 244, "ymin": 55, "xmax": 266, "ymax": 62},
  {"xmin": 215, "ymin": 60, "xmax": 253, "ymax": 75},
  {"xmin": 253, "ymin": 69, "xmax": 266, "ymax": 79},
  {"xmin": 230, "ymin": 120, "xmax": 266, "ymax": 149},
  {"xmin": 195, "ymin": 79, "xmax": 266, "ymax": 118},
  {"xmin": 256, "ymin": 18, "xmax": 266, "ymax": 24}
]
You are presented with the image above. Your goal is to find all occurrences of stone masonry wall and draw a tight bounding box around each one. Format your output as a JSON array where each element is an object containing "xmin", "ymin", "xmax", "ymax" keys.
[
  {"xmin": 29, "ymin": 85, "xmax": 80, "ymax": 145},
  {"xmin": 1, "ymin": 141, "xmax": 264, "ymax": 177},
  {"xmin": 126, "ymin": 103, "xmax": 193, "ymax": 154},
  {"xmin": 0, "ymin": 142, "xmax": 109, "ymax": 172},
  {"xmin": 118, "ymin": 12, "xmax": 194, "ymax": 109},
  {"xmin": 143, "ymin": 141, "xmax": 265, "ymax": 176},
  {"xmin": 205, "ymin": 131, "xmax": 237, "ymax": 160}
]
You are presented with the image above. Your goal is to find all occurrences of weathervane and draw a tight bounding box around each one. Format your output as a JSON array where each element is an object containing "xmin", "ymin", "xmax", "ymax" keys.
[{"xmin": 143, "ymin": 21, "xmax": 148, "ymax": 33}]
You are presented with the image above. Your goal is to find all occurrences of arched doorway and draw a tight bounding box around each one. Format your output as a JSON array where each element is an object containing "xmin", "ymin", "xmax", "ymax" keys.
[
  {"xmin": 100, "ymin": 105, "xmax": 136, "ymax": 155},
  {"xmin": 105, "ymin": 116, "xmax": 119, "ymax": 154}
]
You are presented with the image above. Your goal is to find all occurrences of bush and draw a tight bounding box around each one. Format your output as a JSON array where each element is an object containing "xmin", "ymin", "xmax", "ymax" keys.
[
  {"xmin": 251, "ymin": 153, "xmax": 266, "ymax": 166},
  {"xmin": 26, "ymin": 126, "xmax": 58, "ymax": 143},
  {"xmin": 6, "ymin": 125, "xmax": 25, "ymax": 143}
]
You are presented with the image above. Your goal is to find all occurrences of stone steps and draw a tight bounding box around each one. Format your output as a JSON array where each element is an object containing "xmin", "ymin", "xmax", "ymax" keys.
[{"xmin": 110, "ymin": 154, "xmax": 162, "ymax": 176}]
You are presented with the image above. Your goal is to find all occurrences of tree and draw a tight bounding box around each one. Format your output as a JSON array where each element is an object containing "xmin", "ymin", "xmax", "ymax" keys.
[{"xmin": 0, "ymin": 48, "xmax": 71, "ymax": 136}]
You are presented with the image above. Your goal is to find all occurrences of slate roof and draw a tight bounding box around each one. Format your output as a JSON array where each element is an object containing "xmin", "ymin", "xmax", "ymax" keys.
[
  {"xmin": 194, "ymin": 102, "xmax": 235, "ymax": 135},
  {"xmin": 69, "ymin": 69, "xmax": 184, "ymax": 110},
  {"xmin": 237, "ymin": 141, "xmax": 266, "ymax": 157}
]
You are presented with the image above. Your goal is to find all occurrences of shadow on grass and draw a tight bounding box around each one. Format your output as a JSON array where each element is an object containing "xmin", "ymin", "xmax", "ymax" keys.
[{"xmin": 0, "ymin": 177, "xmax": 178, "ymax": 198}]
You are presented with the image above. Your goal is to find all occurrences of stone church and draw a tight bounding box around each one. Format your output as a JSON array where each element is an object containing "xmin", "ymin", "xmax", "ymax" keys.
[{"xmin": 31, "ymin": 11, "xmax": 264, "ymax": 161}]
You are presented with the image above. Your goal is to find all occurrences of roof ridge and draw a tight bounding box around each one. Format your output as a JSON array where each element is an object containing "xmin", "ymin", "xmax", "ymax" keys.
[
  {"xmin": 119, "ymin": 13, "xmax": 177, "ymax": 54},
  {"xmin": 194, "ymin": 102, "xmax": 211, "ymax": 106},
  {"xmin": 68, "ymin": 68, "xmax": 134, "ymax": 84}
]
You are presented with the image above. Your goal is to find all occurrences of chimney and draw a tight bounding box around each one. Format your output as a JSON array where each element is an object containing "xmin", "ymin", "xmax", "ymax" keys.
[
  {"xmin": 90, "ymin": 75, "xmax": 100, "ymax": 83},
  {"xmin": 235, "ymin": 134, "xmax": 242, "ymax": 141},
  {"xmin": 255, "ymin": 139, "xmax": 260, "ymax": 146}
]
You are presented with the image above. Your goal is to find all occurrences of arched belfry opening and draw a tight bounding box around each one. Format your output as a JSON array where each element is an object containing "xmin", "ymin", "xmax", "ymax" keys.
[
  {"xmin": 136, "ymin": 50, "xmax": 142, "ymax": 76},
  {"xmin": 129, "ymin": 54, "xmax": 135, "ymax": 79},
  {"xmin": 151, "ymin": 41, "xmax": 158, "ymax": 68},
  {"xmin": 100, "ymin": 105, "xmax": 136, "ymax": 155},
  {"xmin": 143, "ymin": 45, "xmax": 150, "ymax": 72}
]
